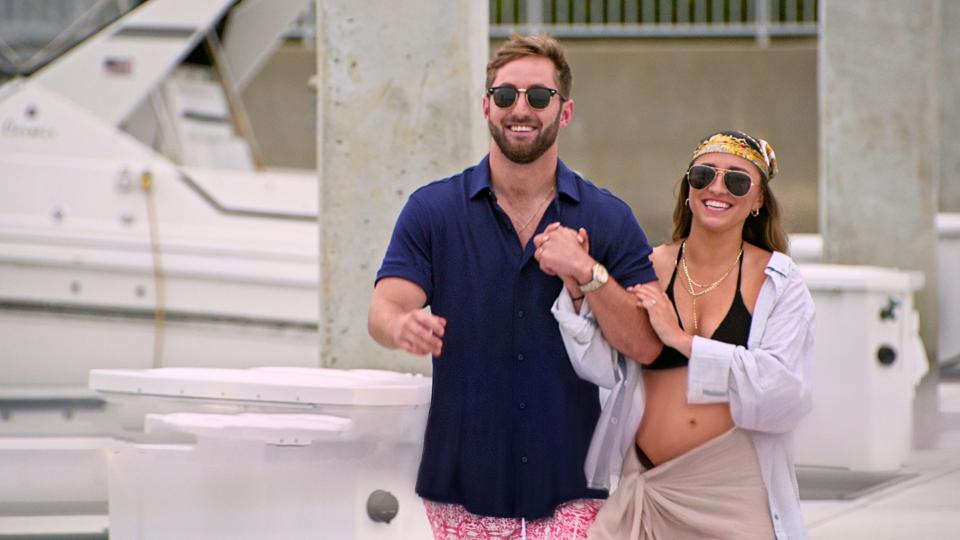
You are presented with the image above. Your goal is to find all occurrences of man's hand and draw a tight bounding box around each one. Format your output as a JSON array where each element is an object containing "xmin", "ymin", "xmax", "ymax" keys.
[
  {"xmin": 533, "ymin": 222, "xmax": 593, "ymax": 284},
  {"xmin": 369, "ymin": 277, "xmax": 446, "ymax": 357},
  {"xmin": 389, "ymin": 310, "xmax": 446, "ymax": 356}
]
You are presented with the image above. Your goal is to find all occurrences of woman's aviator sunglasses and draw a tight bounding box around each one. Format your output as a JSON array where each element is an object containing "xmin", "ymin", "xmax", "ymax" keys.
[
  {"xmin": 686, "ymin": 164, "xmax": 756, "ymax": 197},
  {"xmin": 487, "ymin": 86, "xmax": 565, "ymax": 110}
]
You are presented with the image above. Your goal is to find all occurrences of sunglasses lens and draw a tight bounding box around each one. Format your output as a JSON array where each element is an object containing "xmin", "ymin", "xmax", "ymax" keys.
[
  {"xmin": 724, "ymin": 172, "xmax": 753, "ymax": 196},
  {"xmin": 687, "ymin": 165, "xmax": 715, "ymax": 190},
  {"xmin": 526, "ymin": 88, "xmax": 553, "ymax": 109},
  {"xmin": 492, "ymin": 87, "xmax": 518, "ymax": 108}
]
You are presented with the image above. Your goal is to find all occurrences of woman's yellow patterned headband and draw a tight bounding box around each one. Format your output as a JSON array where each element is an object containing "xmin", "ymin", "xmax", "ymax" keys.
[{"xmin": 691, "ymin": 133, "xmax": 778, "ymax": 181}]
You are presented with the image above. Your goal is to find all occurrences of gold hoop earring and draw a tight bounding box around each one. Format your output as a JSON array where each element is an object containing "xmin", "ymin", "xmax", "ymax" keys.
[{"xmin": 751, "ymin": 207, "xmax": 760, "ymax": 217}]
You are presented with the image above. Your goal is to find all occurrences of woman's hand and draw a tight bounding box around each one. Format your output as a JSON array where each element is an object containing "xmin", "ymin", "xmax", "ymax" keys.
[{"xmin": 627, "ymin": 282, "xmax": 692, "ymax": 356}]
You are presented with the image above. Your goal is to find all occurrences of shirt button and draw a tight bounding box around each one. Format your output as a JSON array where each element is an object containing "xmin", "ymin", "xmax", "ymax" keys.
[
  {"xmin": 517, "ymin": 353, "xmax": 524, "ymax": 361},
  {"xmin": 773, "ymin": 514, "xmax": 780, "ymax": 520},
  {"xmin": 611, "ymin": 417, "xmax": 618, "ymax": 425},
  {"xmin": 521, "ymin": 456, "xmax": 528, "ymax": 464},
  {"xmin": 517, "ymin": 310, "xmax": 524, "ymax": 318},
  {"xmin": 519, "ymin": 402, "xmax": 526, "ymax": 410}
]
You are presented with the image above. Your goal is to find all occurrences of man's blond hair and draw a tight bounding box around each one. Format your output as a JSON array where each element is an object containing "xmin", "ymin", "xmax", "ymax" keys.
[{"xmin": 486, "ymin": 33, "xmax": 572, "ymax": 98}]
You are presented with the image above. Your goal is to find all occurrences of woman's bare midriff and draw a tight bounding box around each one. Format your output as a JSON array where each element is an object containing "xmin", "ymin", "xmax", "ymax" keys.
[{"xmin": 635, "ymin": 366, "xmax": 735, "ymax": 465}]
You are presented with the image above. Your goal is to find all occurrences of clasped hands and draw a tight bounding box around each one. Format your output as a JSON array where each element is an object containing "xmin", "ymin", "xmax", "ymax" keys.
[
  {"xmin": 533, "ymin": 222, "xmax": 687, "ymax": 351},
  {"xmin": 532, "ymin": 222, "xmax": 593, "ymax": 296}
]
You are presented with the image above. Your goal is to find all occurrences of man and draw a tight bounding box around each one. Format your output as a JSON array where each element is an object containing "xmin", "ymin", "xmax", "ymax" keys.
[{"xmin": 368, "ymin": 34, "xmax": 662, "ymax": 538}]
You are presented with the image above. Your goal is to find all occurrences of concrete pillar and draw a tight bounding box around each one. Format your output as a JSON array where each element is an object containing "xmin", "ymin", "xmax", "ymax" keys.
[
  {"xmin": 315, "ymin": 1, "xmax": 488, "ymax": 373},
  {"xmin": 941, "ymin": 1, "xmax": 960, "ymax": 212},
  {"xmin": 819, "ymin": 0, "xmax": 939, "ymax": 358},
  {"xmin": 819, "ymin": 0, "xmax": 941, "ymax": 448}
]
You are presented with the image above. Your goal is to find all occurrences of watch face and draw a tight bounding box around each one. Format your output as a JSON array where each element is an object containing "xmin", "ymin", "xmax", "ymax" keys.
[
  {"xmin": 579, "ymin": 263, "xmax": 610, "ymax": 294},
  {"xmin": 595, "ymin": 264, "xmax": 609, "ymax": 283}
]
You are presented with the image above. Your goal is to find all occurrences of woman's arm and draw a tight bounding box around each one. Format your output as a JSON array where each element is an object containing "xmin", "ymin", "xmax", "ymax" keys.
[{"xmin": 687, "ymin": 272, "xmax": 815, "ymax": 434}]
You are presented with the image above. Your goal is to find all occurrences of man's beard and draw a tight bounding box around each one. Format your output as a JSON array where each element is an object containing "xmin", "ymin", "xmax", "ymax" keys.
[{"xmin": 488, "ymin": 110, "xmax": 561, "ymax": 164}]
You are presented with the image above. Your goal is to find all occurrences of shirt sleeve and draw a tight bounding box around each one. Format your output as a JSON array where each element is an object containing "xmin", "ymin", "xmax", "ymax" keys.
[
  {"xmin": 686, "ymin": 269, "xmax": 815, "ymax": 434},
  {"xmin": 551, "ymin": 289, "xmax": 621, "ymax": 389},
  {"xmin": 600, "ymin": 205, "xmax": 657, "ymax": 287},
  {"xmin": 374, "ymin": 195, "xmax": 434, "ymax": 301}
]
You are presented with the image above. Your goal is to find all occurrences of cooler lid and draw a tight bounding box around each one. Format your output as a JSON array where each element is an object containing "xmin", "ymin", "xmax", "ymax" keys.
[
  {"xmin": 145, "ymin": 412, "xmax": 352, "ymax": 445},
  {"xmin": 89, "ymin": 367, "xmax": 432, "ymax": 406},
  {"xmin": 799, "ymin": 264, "xmax": 921, "ymax": 293}
]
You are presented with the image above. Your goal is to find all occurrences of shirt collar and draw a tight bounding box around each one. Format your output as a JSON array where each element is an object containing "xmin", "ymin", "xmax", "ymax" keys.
[
  {"xmin": 765, "ymin": 251, "xmax": 792, "ymax": 278},
  {"xmin": 467, "ymin": 155, "xmax": 493, "ymax": 199},
  {"xmin": 764, "ymin": 251, "xmax": 795, "ymax": 298},
  {"xmin": 468, "ymin": 154, "xmax": 582, "ymax": 203},
  {"xmin": 555, "ymin": 158, "xmax": 581, "ymax": 203}
]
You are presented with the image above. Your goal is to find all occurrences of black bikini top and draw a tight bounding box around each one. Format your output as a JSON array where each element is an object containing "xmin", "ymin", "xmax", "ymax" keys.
[{"xmin": 643, "ymin": 246, "xmax": 752, "ymax": 370}]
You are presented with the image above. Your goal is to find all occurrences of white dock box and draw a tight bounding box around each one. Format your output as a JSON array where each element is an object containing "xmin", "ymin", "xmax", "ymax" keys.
[
  {"xmin": 790, "ymin": 216, "xmax": 956, "ymax": 367},
  {"xmin": 90, "ymin": 367, "xmax": 433, "ymax": 539},
  {"xmin": 793, "ymin": 265, "xmax": 924, "ymax": 471}
]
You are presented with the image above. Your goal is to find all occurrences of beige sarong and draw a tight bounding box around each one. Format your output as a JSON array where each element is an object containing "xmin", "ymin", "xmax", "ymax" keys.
[{"xmin": 588, "ymin": 429, "xmax": 774, "ymax": 540}]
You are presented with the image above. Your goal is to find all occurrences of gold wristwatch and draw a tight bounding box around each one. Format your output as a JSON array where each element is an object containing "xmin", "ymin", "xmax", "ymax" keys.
[{"xmin": 578, "ymin": 263, "xmax": 609, "ymax": 294}]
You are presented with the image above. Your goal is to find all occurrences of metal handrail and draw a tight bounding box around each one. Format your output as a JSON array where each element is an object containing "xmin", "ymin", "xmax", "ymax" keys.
[{"xmin": 490, "ymin": 0, "xmax": 818, "ymax": 40}]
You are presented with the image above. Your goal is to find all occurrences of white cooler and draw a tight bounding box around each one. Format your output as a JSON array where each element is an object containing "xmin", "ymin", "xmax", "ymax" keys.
[
  {"xmin": 793, "ymin": 264, "xmax": 925, "ymax": 471},
  {"xmin": 790, "ymin": 216, "xmax": 957, "ymax": 366},
  {"xmin": 89, "ymin": 367, "xmax": 433, "ymax": 540}
]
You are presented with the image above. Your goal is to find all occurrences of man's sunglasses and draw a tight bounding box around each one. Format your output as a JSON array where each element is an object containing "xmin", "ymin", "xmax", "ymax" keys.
[
  {"xmin": 686, "ymin": 164, "xmax": 755, "ymax": 197},
  {"xmin": 487, "ymin": 86, "xmax": 565, "ymax": 110}
]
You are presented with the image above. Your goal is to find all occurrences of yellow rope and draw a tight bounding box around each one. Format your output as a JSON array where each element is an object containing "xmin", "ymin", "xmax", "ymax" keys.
[{"xmin": 141, "ymin": 170, "xmax": 166, "ymax": 368}]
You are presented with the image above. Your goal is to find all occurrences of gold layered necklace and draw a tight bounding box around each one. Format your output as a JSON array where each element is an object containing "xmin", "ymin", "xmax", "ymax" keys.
[{"xmin": 679, "ymin": 240, "xmax": 744, "ymax": 332}]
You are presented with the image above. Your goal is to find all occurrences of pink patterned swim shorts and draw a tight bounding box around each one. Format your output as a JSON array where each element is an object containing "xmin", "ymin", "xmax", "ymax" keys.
[{"xmin": 423, "ymin": 498, "xmax": 603, "ymax": 540}]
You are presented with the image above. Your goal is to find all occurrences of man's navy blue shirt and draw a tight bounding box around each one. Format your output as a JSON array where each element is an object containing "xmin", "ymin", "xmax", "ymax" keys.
[{"xmin": 376, "ymin": 156, "xmax": 656, "ymax": 519}]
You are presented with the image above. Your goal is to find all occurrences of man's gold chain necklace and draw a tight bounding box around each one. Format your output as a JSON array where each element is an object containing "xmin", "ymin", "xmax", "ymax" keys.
[{"xmin": 501, "ymin": 186, "xmax": 556, "ymax": 234}]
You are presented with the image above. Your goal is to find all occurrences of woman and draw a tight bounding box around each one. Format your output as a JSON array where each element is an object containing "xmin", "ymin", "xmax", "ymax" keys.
[{"xmin": 551, "ymin": 131, "xmax": 815, "ymax": 539}]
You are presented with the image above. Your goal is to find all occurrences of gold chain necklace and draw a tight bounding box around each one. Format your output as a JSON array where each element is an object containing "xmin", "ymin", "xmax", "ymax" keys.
[
  {"xmin": 501, "ymin": 186, "xmax": 556, "ymax": 235},
  {"xmin": 679, "ymin": 240, "xmax": 744, "ymax": 332}
]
